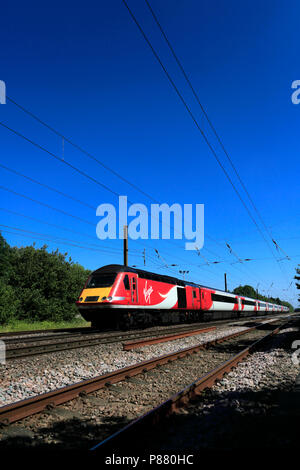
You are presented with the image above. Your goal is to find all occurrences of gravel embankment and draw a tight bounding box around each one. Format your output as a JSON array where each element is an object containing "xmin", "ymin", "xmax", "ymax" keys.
[
  {"xmin": 0, "ymin": 325, "xmax": 251, "ymax": 405},
  {"xmin": 148, "ymin": 325, "xmax": 300, "ymax": 450}
]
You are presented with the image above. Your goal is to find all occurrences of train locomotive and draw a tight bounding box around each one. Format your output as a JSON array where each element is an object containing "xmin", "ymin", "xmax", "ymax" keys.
[{"xmin": 76, "ymin": 264, "xmax": 289, "ymax": 329}]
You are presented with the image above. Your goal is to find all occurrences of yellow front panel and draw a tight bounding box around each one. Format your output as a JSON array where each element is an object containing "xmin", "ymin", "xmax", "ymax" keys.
[{"xmin": 80, "ymin": 286, "xmax": 112, "ymax": 302}]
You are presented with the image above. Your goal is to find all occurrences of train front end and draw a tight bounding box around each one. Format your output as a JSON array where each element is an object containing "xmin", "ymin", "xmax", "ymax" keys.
[{"xmin": 76, "ymin": 266, "xmax": 126, "ymax": 328}]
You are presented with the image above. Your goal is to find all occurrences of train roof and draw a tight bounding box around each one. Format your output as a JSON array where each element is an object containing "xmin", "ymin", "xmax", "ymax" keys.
[{"xmin": 92, "ymin": 264, "xmax": 215, "ymax": 289}]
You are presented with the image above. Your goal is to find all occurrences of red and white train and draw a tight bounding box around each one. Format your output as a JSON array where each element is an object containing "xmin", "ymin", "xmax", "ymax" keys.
[{"xmin": 76, "ymin": 265, "xmax": 289, "ymax": 329}]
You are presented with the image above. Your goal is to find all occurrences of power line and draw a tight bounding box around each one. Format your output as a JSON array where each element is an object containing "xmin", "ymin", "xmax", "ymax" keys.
[
  {"xmin": 6, "ymin": 96, "xmax": 159, "ymax": 204},
  {"xmin": 0, "ymin": 165, "xmax": 223, "ymax": 279},
  {"xmin": 1, "ymin": 104, "xmax": 286, "ymax": 288},
  {"xmin": 145, "ymin": 0, "xmax": 289, "ymax": 260},
  {"xmin": 0, "ymin": 163, "xmax": 94, "ymax": 210},
  {"xmin": 1, "ymin": 8, "xmax": 290, "ymax": 289},
  {"xmin": 0, "ymin": 126, "xmax": 271, "ymax": 289},
  {"xmin": 0, "ymin": 120, "xmax": 189, "ymax": 247},
  {"xmin": 0, "ymin": 181, "xmax": 222, "ymax": 278},
  {"xmin": 121, "ymin": 0, "xmax": 290, "ymax": 283},
  {"xmin": 2, "ymin": 100, "xmax": 280, "ymax": 283},
  {"xmin": 0, "ymin": 185, "xmax": 95, "ymax": 226},
  {"xmin": 5, "ymin": 92, "xmax": 261, "ymax": 270},
  {"xmin": 0, "ymin": 120, "xmax": 120, "ymax": 198},
  {"xmin": 0, "ymin": 227, "xmax": 141, "ymax": 257},
  {"xmin": 0, "ymin": 225, "xmax": 124, "ymax": 255},
  {"xmin": 0, "ymin": 207, "xmax": 141, "ymax": 255}
]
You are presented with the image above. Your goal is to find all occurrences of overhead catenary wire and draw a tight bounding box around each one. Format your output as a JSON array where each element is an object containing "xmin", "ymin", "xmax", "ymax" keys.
[
  {"xmin": 0, "ymin": 163, "xmax": 95, "ymax": 210},
  {"xmin": 6, "ymin": 96, "xmax": 159, "ymax": 204},
  {"xmin": 0, "ymin": 80, "xmax": 285, "ymax": 288},
  {"xmin": 144, "ymin": 0, "xmax": 290, "ymax": 261},
  {"xmin": 0, "ymin": 179, "xmax": 249, "ymax": 286},
  {"xmin": 0, "ymin": 178, "xmax": 226, "ymax": 280},
  {"xmin": 0, "ymin": 177, "xmax": 228, "ymax": 283},
  {"xmin": 121, "ymin": 0, "xmax": 290, "ymax": 285},
  {"xmin": 1, "ymin": 97, "xmax": 277, "ymax": 286},
  {"xmin": 0, "ymin": 207, "xmax": 140, "ymax": 255},
  {"xmin": 0, "ymin": 230, "xmax": 144, "ymax": 265},
  {"xmin": 0, "ymin": 121, "xmax": 272, "ymax": 291},
  {"xmin": 5, "ymin": 91, "xmax": 271, "ymax": 275},
  {"xmin": 0, "ymin": 185, "xmax": 96, "ymax": 227},
  {"xmin": 0, "ymin": 120, "xmax": 192, "ymax": 248},
  {"xmin": 0, "ymin": 120, "xmax": 120, "ymax": 199},
  {"xmin": 0, "ymin": 2, "xmax": 291, "ymax": 292},
  {"xmin": 0, "ymin": 224, "xmax": 128, "ymax": 255}
]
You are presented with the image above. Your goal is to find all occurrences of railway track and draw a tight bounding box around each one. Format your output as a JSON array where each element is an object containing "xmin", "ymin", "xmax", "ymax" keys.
[
  {"xmin": 1, "ymin": 313, "xmax": 289, "ymax": 360},
  {"xmin": 2, "ymin": 319, "xmax": 219, "ymax": 345},
  {"xmin": 0, "ymin": 317, "xmax": 294, "ymax": 449},
  {"xmin": 0, "ymin": 313, "xmax": 286, "ymax": 342},
  {"xmin": 4, "ymin": 324, "xmax": 219, "ymax": 360}
]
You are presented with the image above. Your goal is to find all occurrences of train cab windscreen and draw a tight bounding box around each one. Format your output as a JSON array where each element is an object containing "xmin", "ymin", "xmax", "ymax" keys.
[{"xmin": 86, "ymin": 273, "xmax": 117, "ymax": 288}]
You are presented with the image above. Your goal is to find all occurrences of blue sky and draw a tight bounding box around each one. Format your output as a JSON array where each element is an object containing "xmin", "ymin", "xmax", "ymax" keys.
[{"xmin": 0, "ymin": 0, "xmax": 299, "ymax": 306}]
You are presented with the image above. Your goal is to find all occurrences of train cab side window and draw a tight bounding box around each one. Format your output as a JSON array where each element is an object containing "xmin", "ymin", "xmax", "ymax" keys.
[
  {"xmin": 193, "ymin": 290, "xmax": 197, "ymax": 298},
  {"xmin": 132, "ymin": 279, "xmax": 136, "ymax": 290},
  {"xmin": 123, "ymin": 275, "xmax": 130, "ymax": 290}
]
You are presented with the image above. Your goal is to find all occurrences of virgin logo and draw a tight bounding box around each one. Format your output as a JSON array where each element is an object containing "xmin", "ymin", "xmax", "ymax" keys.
[{"xmin": 143, "ymin": 281, "xmax": 153, "ymax": 304}]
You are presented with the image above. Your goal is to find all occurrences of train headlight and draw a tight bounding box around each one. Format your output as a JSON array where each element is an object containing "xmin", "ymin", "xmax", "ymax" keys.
[
  {"xmin": 101, "ymin": 296, "xmax": 107, "ymax": 301},
  {"xmin": 107, "ymin": 296, "xmax": 112, "ymax": 301},
  {"xmin": 79, "ymin": 297, "xmax": 83, "ymax": 302}
]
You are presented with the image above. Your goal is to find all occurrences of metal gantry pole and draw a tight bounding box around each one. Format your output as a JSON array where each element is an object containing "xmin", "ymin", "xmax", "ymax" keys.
[{"xmin": 123, "ymin": 225, "xmax": 128, "ymax": 266}]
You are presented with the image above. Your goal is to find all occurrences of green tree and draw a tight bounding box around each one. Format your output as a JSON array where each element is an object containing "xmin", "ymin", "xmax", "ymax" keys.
[
  {"xmin": 281, "ymin": 300, "xmax": 294, "ymax": 312},
  {"xmin": 0, "ymin": 234, "xmax": 91, "ymax": 324},
  {"xmin": 0, "ymin": 233, "xmax": 13, "ymax": 282},
  {"xmin": 0, "ymin": 279, "xmax": 20, "ymax": 324},
  {"xmin": 233, "ymin": 285, "xmax": 257, "ymax": 299}
]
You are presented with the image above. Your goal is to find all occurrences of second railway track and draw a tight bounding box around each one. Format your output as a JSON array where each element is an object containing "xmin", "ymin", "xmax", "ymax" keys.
[
  {"xmin": 2, "ymin": 314, "xmax": 289, "ymax": 360},
  {"xmin": 4, "ymin": 324, "xmax": 216, "ymax": 360}
]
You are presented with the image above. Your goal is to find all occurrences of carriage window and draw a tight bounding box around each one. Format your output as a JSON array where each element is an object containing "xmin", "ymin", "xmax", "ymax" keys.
[
  {"xmin": 193, "ymin": 290, "xmax": 197, "ymax": 298},
  {"xmin": 123, "ymin": 275, "xmax": 130, "ymax": 290},
  {"xmin": 211, "ymin": 293, "xmax": 237, "ymax": 303}
]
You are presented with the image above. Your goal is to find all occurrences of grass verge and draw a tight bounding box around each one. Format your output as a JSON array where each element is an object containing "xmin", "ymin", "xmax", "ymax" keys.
[{"xmin": 0, "ymin": 317, "xmax": 90, "ymax": 333}]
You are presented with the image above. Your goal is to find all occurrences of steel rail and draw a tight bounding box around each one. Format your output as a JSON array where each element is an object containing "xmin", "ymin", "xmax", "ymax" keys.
[{"xmin": 0, "ymin": 322, "xmax": 270, "ymax": 425}]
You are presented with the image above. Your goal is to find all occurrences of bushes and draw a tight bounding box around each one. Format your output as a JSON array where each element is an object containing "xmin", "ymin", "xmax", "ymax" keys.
[
  {"xmin": 0, "ymin": 279, "xmax": 20, "ymax": 324},
  {"xmin": 0, "ymin": 234, "xmax": 90, "ymax": 325}
]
